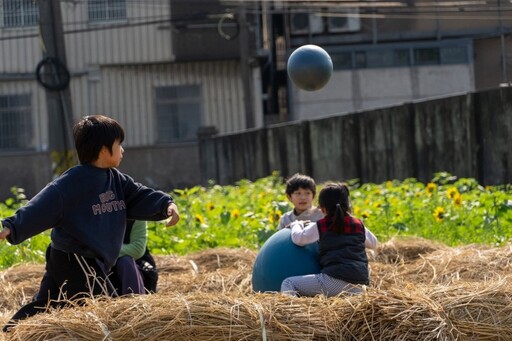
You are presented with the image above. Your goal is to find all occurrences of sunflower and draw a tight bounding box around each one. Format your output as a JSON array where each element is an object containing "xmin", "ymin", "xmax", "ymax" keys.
[
  {"xmin": 433, "ymin": 207, "xmax": 445, "ymax": 222},
  {"xmin": 426, "ymin": 182, "xmax": 437, "ymax": 195},
  {"xmin": 269, "ymin": 210, "xmax": 282, "ymax": 223},
  {"xmin": 446, "ymin": 187, "xmax": 458, "ymax": 199},
  {"xmin": 361, "ymin": 211, "xmax": 371, "ymax": 219},
  {"xmin": 453, "ymin": 193, "xmax": 462, "ymax": 207},
  {"xmin": 195, "ymin": 214, "xmax": 205, "ymax": 224},
  {"xmin": 231, "ymin": 209, "xmax": 240, "ymax": 219}
]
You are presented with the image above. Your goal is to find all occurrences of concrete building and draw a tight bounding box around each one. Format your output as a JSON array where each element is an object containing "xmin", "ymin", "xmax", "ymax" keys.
[
  {"xmin": 259, "ymin": 1, "xmax": 512, "ymax": 122},
  {"xmin": 0, "ymin": 0, "xmax": 262, "ymax": 199}
]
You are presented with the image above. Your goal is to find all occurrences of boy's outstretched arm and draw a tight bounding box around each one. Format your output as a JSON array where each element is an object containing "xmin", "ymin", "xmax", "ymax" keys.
[
  {"xmin": 0, "ymin": 224, "xmax": 10, "ymax": 240},
  {"xmin": 166, "ymin": 203, "xmax": 180, "ymax": 226}
]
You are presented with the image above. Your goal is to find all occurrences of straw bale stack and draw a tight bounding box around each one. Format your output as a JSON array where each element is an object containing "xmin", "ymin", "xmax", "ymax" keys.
[
  {"xmin": 374, "ymin": 236, "xmax": 448, "ymax": 264},
  {"xmin": 0, "ymin": 238, "xmax": 511, "ymax": 340}
]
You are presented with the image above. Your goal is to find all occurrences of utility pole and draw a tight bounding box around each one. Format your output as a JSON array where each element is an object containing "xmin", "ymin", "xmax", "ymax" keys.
[
  {"xmin": 238, "ymin": 2, "xmax": 255, "ymax": 128},
  {"xmin": 38, "ymin": 0, "xmax": 76, "ymax": 175}
]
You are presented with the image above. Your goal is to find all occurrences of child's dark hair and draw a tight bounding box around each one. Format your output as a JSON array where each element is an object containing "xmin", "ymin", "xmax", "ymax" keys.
[
  {"xmin": 285, "ymin": 173, "xmax": 316, "ymax": 196},
  {"xmin": 318, "ymin": 182, "xmax": 352, "ymax": 225},
  {"xmin": 73, "ymin": 115, "xmax": 125, "ymax": 164}
]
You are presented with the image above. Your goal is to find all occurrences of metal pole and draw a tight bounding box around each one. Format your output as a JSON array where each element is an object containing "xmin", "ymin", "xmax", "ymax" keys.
[
  {"xmin": 39, "ymin": 0, "xmax": 76, "ymax": 172},
  {"xmin": 498, "ymin": 0, "xmax": 507, "ymax": 84}
]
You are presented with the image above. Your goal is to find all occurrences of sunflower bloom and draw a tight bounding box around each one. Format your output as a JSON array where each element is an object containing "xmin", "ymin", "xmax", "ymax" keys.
[
  {"xmin": 195, "ymin": 214, "xmax": 205, "ymax": 224},
  {"xmin": 206, "ymin": 202, "xmax": 215, "ymax": 211},
  {"xmin": 446, "ymin": 187, "xmax": 458, "ymax": 199},
  {"xmin": 426, "ymin": 182, "xmax": 437, "ymax": 195},
  {"xmin": 231, "ymin": 209, "xmax": 240, "ymax": 219},
  {"xmin": 453, "ymin": 193, "xmax": 462, "ymax": 207},
  {"xmin": 269, "ymin": 210, "xmax": 282, "ymax": 224},
  {"xmin": 433, "ymin": 207, "xmax": 445, "ymax": 222},
  {"xmin": 361, "ymin": 211, "xmax": 371, "ymax": 219}
]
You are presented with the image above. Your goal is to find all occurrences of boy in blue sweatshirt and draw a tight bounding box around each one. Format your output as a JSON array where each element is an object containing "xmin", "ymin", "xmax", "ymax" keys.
[{"xmin": 0, "ymin": 115, "xmax": 179, "ymax": 331}]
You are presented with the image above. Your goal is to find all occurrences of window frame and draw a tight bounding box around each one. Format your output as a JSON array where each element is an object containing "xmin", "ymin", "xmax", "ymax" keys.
[
  {"xmin": 0, "ymin": 0, "xmax": 39, "ymax": 28},
  {"xmin": 87, "ymin": 0, "xmax": 127, "ymax": 24},
  {"xmin": 154, "ymin": 84, "xmax": 202, "ymax": 144},
  {"xmin": 329, "ymin": 39, "xmax": 471, "ymax": 71},
  {"xmin": 0, "ymin": 93, "xmax": 33, "ymax": 151}
]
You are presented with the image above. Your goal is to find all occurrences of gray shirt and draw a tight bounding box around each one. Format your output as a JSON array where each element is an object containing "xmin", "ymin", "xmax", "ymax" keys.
[{"xmin": 277, "ymin": 207, "xmax": 324, "ymax": 230}]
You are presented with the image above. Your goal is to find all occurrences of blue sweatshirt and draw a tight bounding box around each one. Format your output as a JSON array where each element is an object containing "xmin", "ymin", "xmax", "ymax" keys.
[{"xmin": 2, "ymin": 164, "xmax": 173, "ymax": 272}]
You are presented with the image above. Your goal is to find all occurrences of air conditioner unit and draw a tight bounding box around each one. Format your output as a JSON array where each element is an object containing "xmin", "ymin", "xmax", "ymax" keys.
[
  {"xmin": 327, "ymin": 8, "xmax": 361, "ymax": 33},
  {"xmin": 290, "ymin": 12, "xmax": 324, "ymax": 35}
]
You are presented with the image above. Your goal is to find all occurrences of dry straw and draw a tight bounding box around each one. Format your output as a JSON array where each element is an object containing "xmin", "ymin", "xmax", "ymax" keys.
[{"xmin": 1, "ymin": 239, "xmax": 511, "ymax": 341}]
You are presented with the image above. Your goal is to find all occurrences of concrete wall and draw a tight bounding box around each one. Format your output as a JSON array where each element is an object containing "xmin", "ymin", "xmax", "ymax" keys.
[
  {"xmin": 0, "ymin": 152, "xmax": 54, "ymax": 201},
  {"xmin": 2, "ymin": 87, "xmax": 511, "ymax": 202},
  {"xmin": 119, "ymin": 143, "xmax": 201, "ymax": 191},
  {"xmin": 0, "ymin": 144, "xmax": 201, "ymax": 201},
  {"xmin": 200, "ymin": 87, "xmax": 512, "ymax": 186}
]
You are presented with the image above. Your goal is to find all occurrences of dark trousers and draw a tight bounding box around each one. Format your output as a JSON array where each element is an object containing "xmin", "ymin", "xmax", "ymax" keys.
[
  {"xmin": 3, "ymin": 246, "xmax": 113, "ymax": 332},
  {"xmin": 114, "ymin": 255, "xmax": 145, "ymax": 295}
]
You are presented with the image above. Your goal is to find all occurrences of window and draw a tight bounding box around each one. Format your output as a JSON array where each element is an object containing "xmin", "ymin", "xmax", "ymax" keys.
[
  {"xmin": 88, "ymin": 0, "xmax": 126, "ymax": 23},
  {"xmin": 331, "ymin": 51, "xmax": 352, "ymax": 70},
  {"xmin": 155, "ymin": 85, "xmax": 202, "ymax": 143},
  {"xmin": 354, "ymin": 50, "xmax": 366, "ymax": 68},
  {"xmin": 330, "ymin": 42, "xmax": 468, "ymax": 70},
  {"xmin": 441, "ymin": 46, "xmax": 468, "ymax": 64},
  {"xmin": 414, "ymin": 47, "xmax": 440, "ymax": 65},
  {"xmin": 0, "ymin": 0, "xmax": 39, "ymax": 28},
  {"xmin": 0, "ymin": 94, "xmax": 32, "ymax": 150},
  {"xmin": 393, "ymin": 49, "xmax": 410, "ymax": 66}
]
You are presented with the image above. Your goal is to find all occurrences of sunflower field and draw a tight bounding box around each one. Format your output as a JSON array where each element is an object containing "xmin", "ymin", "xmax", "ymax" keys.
[{"xmin": 0, "ymin": 172, "xmax": 511, "ymax": 269}]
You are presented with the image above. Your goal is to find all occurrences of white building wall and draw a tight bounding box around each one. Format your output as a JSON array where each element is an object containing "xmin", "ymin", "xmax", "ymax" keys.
[
  {"xmin": 0, "ymin": 32, "xmax": 40, "ymax": 73},
  {"xmin": 62, "ymin": 1, "xmax": 174, "ymax": 68},
  {"xmin": 0, "ymin": 1, "xmax": 265, "ymax": 151},
  {"xmin": 71, "ymin": 60, "xmax": 245, "ymax": 147},
  {"xmin": 291, "ymin": 63, "xmax": 475, "ymax": 121}
]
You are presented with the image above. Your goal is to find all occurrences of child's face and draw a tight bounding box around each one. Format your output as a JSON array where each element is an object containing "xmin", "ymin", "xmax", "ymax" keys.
[
  {"xmin": 97, "ymin": 140, "xmax": 124, "ymax": 168},
  {"xmin": 287, "ymin": 188, "xmax": 314, "ymax": 214}
]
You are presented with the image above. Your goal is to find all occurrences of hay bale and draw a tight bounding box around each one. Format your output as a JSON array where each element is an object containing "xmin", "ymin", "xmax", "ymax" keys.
[
  {"xmin": 1, "ymin": 243, "xmax": 512, "ymax": 340},
  {"xmin": 399, "ymin": 244, "xmax": 512, "ymax": 285},
  {"xmin": 156, "ymin": 248, "xmax": 255, "ymax": 294},
  {"xmin": 0, "ymin": 263, "xmax": 44, "ymax": 312},
  {"xmin": 375, "ymin": 236, "xmax": 448, "ymax": 264},
  {"xmin": 5, "ymin": 281, "xmax": 512, "ymax": 341}
]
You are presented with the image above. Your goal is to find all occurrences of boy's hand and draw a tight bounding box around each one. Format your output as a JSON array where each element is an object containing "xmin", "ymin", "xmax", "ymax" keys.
[
  {"xmin": 0, "ymin": 226, "xmax": 11, "ymax": 241},
  {"xmin": 166, "ymin": 203, "xmax": 180, "ymax": 226}
]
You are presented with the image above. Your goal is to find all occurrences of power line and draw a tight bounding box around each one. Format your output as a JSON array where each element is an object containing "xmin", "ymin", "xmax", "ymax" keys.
[{"xmin": 2, "ymin": 1, "xmax": 512, "ymax": 42}]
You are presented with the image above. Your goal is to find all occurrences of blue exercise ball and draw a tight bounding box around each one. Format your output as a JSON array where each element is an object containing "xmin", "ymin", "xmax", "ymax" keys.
[
  {"xmin": 252, "ymin": 228, "xmax": 321, "ymax": 292},
  {"xmin": 287, "ymin": 44, "xmax": 333, "ymax": 91}
]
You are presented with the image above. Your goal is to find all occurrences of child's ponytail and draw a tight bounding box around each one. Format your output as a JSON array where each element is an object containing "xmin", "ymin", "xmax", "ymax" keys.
[
  {"xmin": 318, "ymin": 182, "xmax": 352, "ymax": 226},
  {"xmin": 333, "ymin": 203, "xmax": 345, "ymax": 226}
]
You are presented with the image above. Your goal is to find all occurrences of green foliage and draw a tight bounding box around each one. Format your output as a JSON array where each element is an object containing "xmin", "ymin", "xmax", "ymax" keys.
[
  {"xmin": 0, "ymin": 187, "xmax": 49, "ymax": 267},
  {"xmin": 349, "ymin": 174, "xmax": 512, "ymax": 247},
  {"xmin": 1, "ymin": 172, "xmax": 511, "ymax": 269}
]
